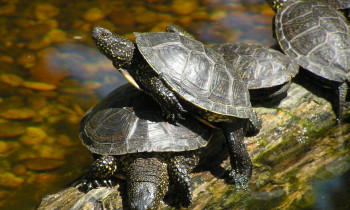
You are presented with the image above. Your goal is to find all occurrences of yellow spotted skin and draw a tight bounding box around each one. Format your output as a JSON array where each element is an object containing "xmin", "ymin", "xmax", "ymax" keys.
[
  {"xmin": 84, "ymin": 155, "xmax": 117, "ymax": 179},
  {"xmin": 167, "ymin": 152, "xmax": 199, "ymax": 207},
  {"xmin": 91, "ymin": 26, "xmax": 261, "ymax": 191},
  {"xmin": 91, "ymin": 26, "xmax": 186, "ymax": 122},
  {"xmin": 125, "ymin": 155, "xmax": 168, "ymax": 210},
  {"xmin": 81, "ymin": 152, "xmax": 199, "ymax": 209},
  {"xmin": 221, "ymin": 120, "xmax": 252, "ymax": 189},
  {"xmin": 266, "ymin": 0, "xmax": 288, "ymax": 12}
]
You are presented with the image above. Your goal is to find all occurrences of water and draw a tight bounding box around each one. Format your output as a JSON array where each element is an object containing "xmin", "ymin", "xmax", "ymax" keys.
[{"xmin": 0, "ymin": 0, "xmax": 349, "ymax": 209}]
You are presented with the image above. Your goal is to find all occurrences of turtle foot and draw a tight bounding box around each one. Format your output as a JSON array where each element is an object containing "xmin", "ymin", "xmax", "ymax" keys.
[
  {"xmin": 80, "ymin": 178, "xmax": 114, "ymax": 192},
  {"xmin": 161, "ymin": 108, "xmax": 186, "ymax": 122},
  {"xmin": 149, "ymin": 73, "xmax": 187, "ymax": 122},
  {"xmin": 159, "ymin": 95, "xmax": 187, "ymax": 122},
  {"xmin": 228, "ymin": 170, "xmax": 250, "ymax": 190}
]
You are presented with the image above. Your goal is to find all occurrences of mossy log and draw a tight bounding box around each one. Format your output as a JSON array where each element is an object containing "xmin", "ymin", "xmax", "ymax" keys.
[{"xmin": 38, "ymin": 81, "xmax": 350, "ymax": 209}]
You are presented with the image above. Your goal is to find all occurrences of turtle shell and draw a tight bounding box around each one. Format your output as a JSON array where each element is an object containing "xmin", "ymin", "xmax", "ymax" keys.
[
  {"xmin": 320, "ymin": 0, "xmax": 350, "ymax": 10},
  {"xmin": 134, "ymin": 32, "xmax": 253, "ymax": 119},
  {"xmin": 79, "ymin": 84, "xmax": 213, "ymax": 155},
  {"xmin": 275, "ymin": 1, "xmax": 350, "ymax": 82},
  {"xmin": 212, "ymin": 42, "xmax": 299, "ymax": 89}
]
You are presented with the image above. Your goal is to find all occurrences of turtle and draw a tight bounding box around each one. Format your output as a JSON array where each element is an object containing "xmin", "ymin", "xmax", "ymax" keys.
[
  {"xmin": 320, "ymin": 0, "xmax": 350, "ymax": 19},
  {"xmin": 319, "ymin": 0, "xmax": 350, "ymax": 12},
  {"xmin": 266, "ymin": 0, "xmax": 350, "ymax": 121},
  {"xmin": 212, "ymin": 42, "xmax": 299, "ymax": 100},
  {"xmin": 91, "ymin": 26, "xmax": 261, "ymax": 188},
  {"xmin": 79, "ymin": 83, "xmax": 217, "ymax": 209}
]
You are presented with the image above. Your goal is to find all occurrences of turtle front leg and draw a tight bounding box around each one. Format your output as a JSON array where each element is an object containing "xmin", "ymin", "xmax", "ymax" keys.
[
  {"xmin": 145, "ymin": 74, "xmax": 187, "ymax": 121},
  {"xmin": 81, "ymin": 155, "xmax": 117, "ymax": 191},
  {"xmin": 335, "ymin": 82, "xmax": 348, "ymax": 123},
  {"xmin": 221, "ymin": 120, "xmax": 252, "ymax": 189},
  {"xmin": 168, "ymin": 154, "xmax": 196, "ymax": 208}
]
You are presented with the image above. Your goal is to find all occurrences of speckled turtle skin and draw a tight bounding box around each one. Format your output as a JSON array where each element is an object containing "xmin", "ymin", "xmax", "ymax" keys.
[
  {"xmin": 91, "ymin": 26, "xmax": 262, "ymax": 189},
  {"xmin": 266, "ymin": 0, "xmax": 350, "ymax": 121},
  {"xmin": 80, "ymin": 84, "xmax": 214, "ymax": 209},
  {"xmin": 212, "ymin": 42, "xmax": 299, "ymax": 100}
]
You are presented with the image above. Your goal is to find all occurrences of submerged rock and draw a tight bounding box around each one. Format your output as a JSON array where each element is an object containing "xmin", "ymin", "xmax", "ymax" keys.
[
  {"xmin": 0, "ymin": 108, "xmax": 36, "ymax": 120},
  {"xmin": 22, "ymin": 157, "xmax": 64, "ymax": 171},
  {"xmin": 35, "ymin": 4, "xmax": 60, "ymax": 21},
  {"xmin": 0, "ymin": 172, "xmax": 24, "ymax": 189},
  {"xmin": 171, "ymin": 0, "xmax": 199, "ymax": 15},
  {"xmin": 0, "ymin": 122, "xmax": 26, "ymax": 138},
  {"xmin": 83, "ymin": 8, "xmax": 106, "ymax": 22},
  {"xmin": 0, "ymin": 74, "xmax": 24, "ymax": 87},
  {"xmin": 22, "ymin": 81, "xmax": 57, "ymax": 91},
  {"xmin": 19, "ymin": 127, "xmax": 47, "ymax": 146}
]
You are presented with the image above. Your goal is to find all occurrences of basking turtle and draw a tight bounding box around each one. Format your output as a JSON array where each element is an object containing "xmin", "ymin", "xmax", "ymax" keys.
[
  {"xmin": 266, "ymin": 0, "xmax": 350, "ymax": 121},
  {"xmin": 91, "ymin": 26, "xmax": 261, "ymax": 188},
  {"xmin": 212, "ymin": 42, "xmax": 299, "ymax": 100},
  {"xmin": 319, "ymin": 0, "xmax": 350, "ymax": 10},
  {"xmin": 320, "ymin": 0, "xmax": 350, "ymax": 19},
  {"xmin": 80, "ymin": 84, "xmax": 215, "ymax": 209}
]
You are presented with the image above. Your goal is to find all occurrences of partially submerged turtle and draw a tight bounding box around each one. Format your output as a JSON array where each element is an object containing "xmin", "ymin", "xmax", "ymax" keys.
[
  {"xmin": 80, "ymin": 84, "xmax": 215, "ymax": 209},
  {"xmin": 212, "ymin": 42, "xmax": 299, "ymax": 100},
  {"xmin": 91, "ymin": 26, "xmax": 261, "ymax": 188},
  {"xmin": 266, "ymin": 0, "xmax": 350, "ymax": 120}
]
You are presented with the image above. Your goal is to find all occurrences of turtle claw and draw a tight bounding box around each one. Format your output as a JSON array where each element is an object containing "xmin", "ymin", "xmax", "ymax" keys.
[
  {"xmin": 228, "ymin": 170, "xmax": 249, "ymax": 190},
  {"xmin": 81, "ymin": 178, "xmax": 114, "ymax": 192},
  {"xmin": 161, "ymin": 103, "xmax": 187, "ymax": 122},
  {"xmin": 150, "ymin": 77, "xmax": 187, "ymax": 121},
  {"xmin": 104, "ymin": 179, "xmax": 114, "ymax": 188}
]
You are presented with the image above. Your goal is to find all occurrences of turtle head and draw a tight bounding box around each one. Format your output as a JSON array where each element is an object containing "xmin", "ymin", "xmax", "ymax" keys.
[
  {"xmin": 91, "ymin": 26, "xmax": 135, "ymax": 69},
  {"xmin": 266, "ymin": 0, "xmax": 289, "ymax": 12},
  {"xmin": 166, "ymin": 24, "xmax": 194, "ymax": 39},
  {"xmin": 91, "ymin": 27, "xmax": 140, "ymax": 89}
]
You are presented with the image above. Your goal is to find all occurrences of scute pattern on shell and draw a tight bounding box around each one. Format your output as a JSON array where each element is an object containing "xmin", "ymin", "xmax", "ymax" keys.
[
  {"xmin": 212, "ymin": 42, "xmax": 299, "ymax": 89},
  {"xmin": 275, "ymin": 1, "xmax": 350, "ymax": 82},
  {"xmin": 79, "ymin": 84, "xmax": 213, "ymax": 155},
  {"xmin": 134, "ymin": 32, "xmax": 253, "ymax": 119},
  {"xmin": 320, "ymin": 0, "xmax": 350, "ymax": 10}
]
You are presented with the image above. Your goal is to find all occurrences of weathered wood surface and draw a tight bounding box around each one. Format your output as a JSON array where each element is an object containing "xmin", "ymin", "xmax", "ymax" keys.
[{"xmin": 38, "ymin": 81, "xmax": 350, "ymax": 209}]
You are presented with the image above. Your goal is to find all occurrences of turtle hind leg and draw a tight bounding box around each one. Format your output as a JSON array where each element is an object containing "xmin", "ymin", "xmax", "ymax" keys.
[
  {"xmin": 335, "ymin": 82, "xmax": 348, "ymax": 123},
  {"xmin": 168, "ymin": 153, "xmax": 197, "ymax": 208},
  {"xmin": 80, "ymin": 155, "xmax": 117, "ymax": 191},
  {"xmin": 221, "ymin": 120, "xmax": 252, "ymax": 189}
]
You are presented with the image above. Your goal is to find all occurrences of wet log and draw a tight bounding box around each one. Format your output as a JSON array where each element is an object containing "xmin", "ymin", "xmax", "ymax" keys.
[{"xmin": 38, "ymin": 81, "xmax": 350, "ymax": 209}]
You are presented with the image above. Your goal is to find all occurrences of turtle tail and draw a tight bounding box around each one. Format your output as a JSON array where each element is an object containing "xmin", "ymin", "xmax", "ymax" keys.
[{"xmin": 127, "ymin": 157, "xmax": 169, "ymax": 210}]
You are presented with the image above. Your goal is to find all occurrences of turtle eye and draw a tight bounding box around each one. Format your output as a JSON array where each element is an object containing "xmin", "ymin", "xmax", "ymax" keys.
[{"xmin": 101, "ymin": 31, "xmax": 111, "ymax": 39}]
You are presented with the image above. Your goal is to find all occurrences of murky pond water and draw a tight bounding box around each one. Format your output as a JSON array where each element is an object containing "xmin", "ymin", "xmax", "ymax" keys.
[{"xmin": 0, "ymin": 0, "xmax": 349, "ymax": 209}]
